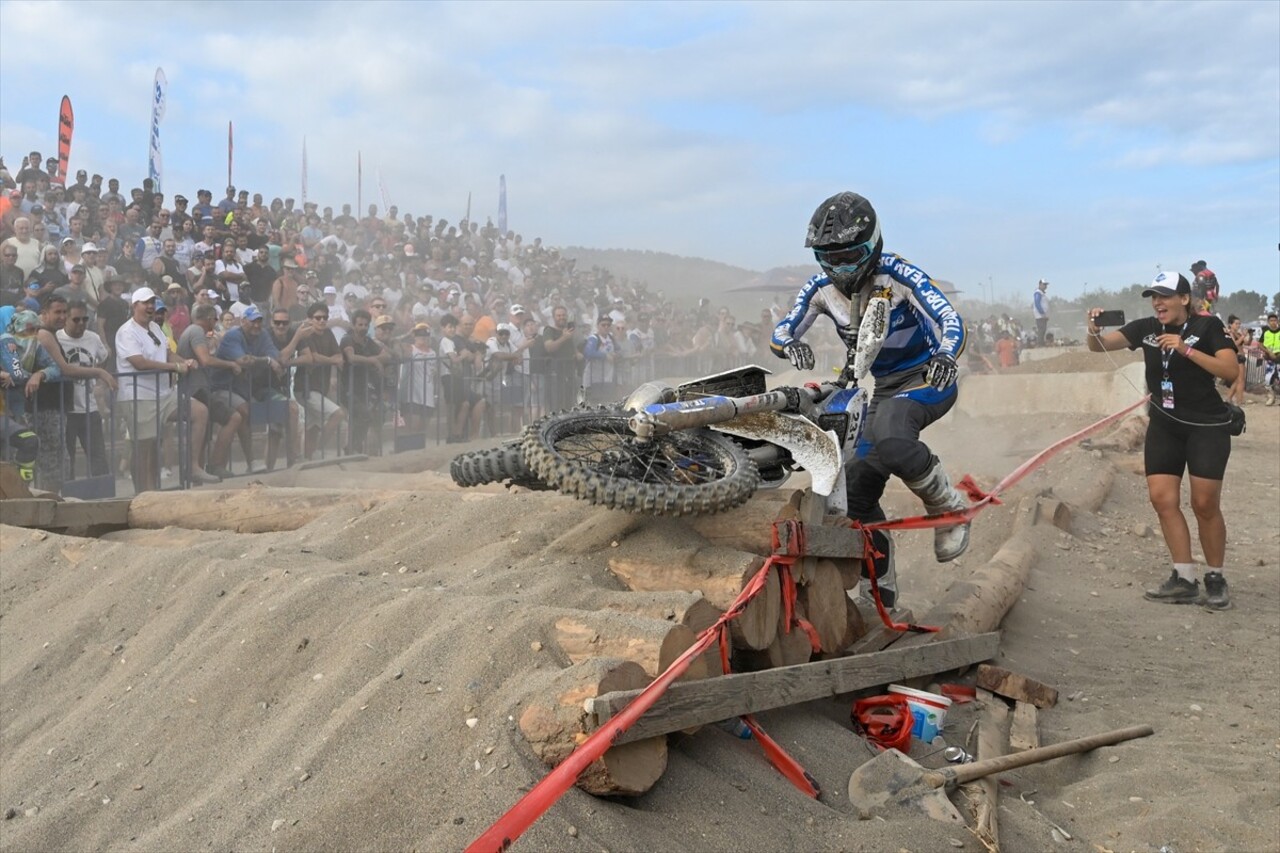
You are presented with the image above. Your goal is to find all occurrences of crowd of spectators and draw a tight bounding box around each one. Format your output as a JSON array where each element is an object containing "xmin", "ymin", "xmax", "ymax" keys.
[{"xmin": 0, "ymin": 150, "xmax": 790, "ymax": 493}]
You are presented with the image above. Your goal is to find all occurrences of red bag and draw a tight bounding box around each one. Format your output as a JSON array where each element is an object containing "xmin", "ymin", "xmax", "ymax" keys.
[{"xmin": 851, "ymin": 694, "xmax": 914, "ymax": 752}]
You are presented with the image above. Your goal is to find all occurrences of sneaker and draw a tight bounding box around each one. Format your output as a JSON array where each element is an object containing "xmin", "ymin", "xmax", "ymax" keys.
[
  {"xmin": 206, "ymin": 465, "xmax": 234, "ymax": 480},
  {"xmin": 190, "ymin": 467, "xmax": 223, "ymax": 485},
  {"xmin": 1202, "ymin": 572, "xmax": 1231, "ymax": 610},
  {"xmin": 1143, "ymin": 571, "xmax": 1200, "ymax": 604}
]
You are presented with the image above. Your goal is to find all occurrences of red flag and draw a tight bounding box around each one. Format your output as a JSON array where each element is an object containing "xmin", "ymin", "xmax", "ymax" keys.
[{"xmin": 57, "ymin": 96, "xmax": 74, "ymax": 186}]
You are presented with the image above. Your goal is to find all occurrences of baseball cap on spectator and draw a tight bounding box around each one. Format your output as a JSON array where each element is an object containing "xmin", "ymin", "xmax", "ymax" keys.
[
  {"xmin": 242, "ymin": 305, "xmax": 264, "ymax": 322},
  {"xmin": 413, "ymin": 322, "xmax": 431, "ymax": 335},
  {"xmin": 76, "ymin": 169, "xmax": 87, "ymax": 180},
  {"xmin": 323, "ymin": 286, "xmax": 338, "ymax": 296},
  {"xmin": 160, "ymin": 275, "xmax": 175, "ymax": 288},
  {"xmin": 21, "ymin": 297, "xmax": 40, "ymax": 311},
  {"xmin": 174, "ymin": 195, "xmax": 188, "ymax": 204},
  {"xmin": 344, "ymin": 292, "xmax": 358, "ymax": 301},
  {"xmin": 375, "ymin": 315, "xmax": 395, "ymax": 328},
  {"xmin": 1142, "ymin": 271, "xmax": 1191, "ymax": 298},
  {"xmin": 61, "ymin": 236, "xmax": 76, "ymax": 246},
  {"xmin": 230, "ymin": 301, "xmax": 248, "ymax": 318},
  {"xmin": 71, "ymin": 264, "xmax": 86, "ymax": 273},
  {"xmin": 81, "ymin": 242, "xmax": 99, "ymax": 254},
  {"xmin": 154, "ymin": 299, "xmax": 168, "ymax": 313},
  {"xmin": 496, "ymin": 323, "xmax": 516, "ymax": 335},
  {"xmin": 131, "ymin": 286, "xmax": 159, "ymax": 304},
  {"xmin": 510, "ymin": 304, "xmax": 528, "ymax": 315},
  {"xmin": 31, "ymin": 203, "xmax": 44, "ymax": 213},
  {"xmin": 283, "ymin": 257, "xmax": 299, "ymax": 269},
  {"xmin": 204, "ymin": 289, "xmax": 220, "ymax": 300},
  {"xmin": 166, "ymin": 280, "xmax": 184, "ymax": 293},
  {"xmin": 26, "ymin": 281, "xmax": 42, "ymax": 291}
]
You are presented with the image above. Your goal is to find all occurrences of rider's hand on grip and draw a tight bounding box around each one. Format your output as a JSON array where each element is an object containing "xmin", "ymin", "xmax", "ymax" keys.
[
  {"xmin": 925, "ymin": 353, "xmax": 958, "ymax": 390},
  {"xmin": 784, "ymin": 341, "xmax": 815, "ymax": 371}
]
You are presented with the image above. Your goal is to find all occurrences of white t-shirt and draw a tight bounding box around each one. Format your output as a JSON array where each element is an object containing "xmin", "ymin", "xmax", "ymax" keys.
[
  {"xmin": 115, "ymin": 318, "xmax": 171, "ymax": 400},
  {"xmin": 56, "ymin": 329, "xmax": 108, "ymax": 413},
  {"xmin": 215, "ymin": 259, "xmax": 243, "ymax": 301}
]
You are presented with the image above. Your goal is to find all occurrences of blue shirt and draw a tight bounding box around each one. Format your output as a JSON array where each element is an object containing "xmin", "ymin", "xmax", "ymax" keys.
[{"xmin": 212, "ymin": 326, "xmax": 279, "ymax": 397}]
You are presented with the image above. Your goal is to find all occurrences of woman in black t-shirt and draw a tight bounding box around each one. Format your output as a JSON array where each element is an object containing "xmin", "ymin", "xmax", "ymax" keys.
[{"xmin": 1086, "ymin": 272, "xmax": 1239, "ymax": 610}]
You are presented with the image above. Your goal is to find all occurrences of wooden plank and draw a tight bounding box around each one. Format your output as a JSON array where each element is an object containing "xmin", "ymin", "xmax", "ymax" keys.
[
  {"xmin": 590, "ymin": 631, "xmax": 999, "ymax": 744},
  {"xmin": 0, "ymin": 498, "xmax": 132, "ymax": 530},
  {"xmin": 846, "ymin": 606, "xmax": 914, "ymax": 655},
  {"xmin": 975, "ymin": 663, "xmax": 1059, "ymax": 709},
  {"xmin": 774, "ymin": 521, "xmax": 866, "ymax": 560},
  {"xmin": 1009, "ymin": 700, "xmax": 1039, "ymax": 751}
]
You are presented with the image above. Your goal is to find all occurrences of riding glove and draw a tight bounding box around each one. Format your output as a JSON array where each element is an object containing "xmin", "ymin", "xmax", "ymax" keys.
[
  {"xmin": 784, "ymin": 341, "xmax": 815, "ymax": 371},
  {"xmin": 925, "ymin": 353, "xmax": 958, "ymax": 390}
]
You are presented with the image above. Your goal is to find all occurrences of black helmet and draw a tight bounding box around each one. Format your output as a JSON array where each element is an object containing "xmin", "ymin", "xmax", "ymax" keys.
[{"xmin": 805, "ymin": 192, "xmax": 883, "ymax": 293}]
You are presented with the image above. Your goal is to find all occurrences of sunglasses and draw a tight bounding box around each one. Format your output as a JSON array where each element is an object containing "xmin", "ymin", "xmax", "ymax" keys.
[{"xmin": 273, "ymin": 320, "xmax": 290, "ymax": 326}]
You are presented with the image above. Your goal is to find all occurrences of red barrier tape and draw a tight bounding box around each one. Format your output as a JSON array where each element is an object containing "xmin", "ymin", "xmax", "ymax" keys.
[
  {"xmin": 465, "ymin": 556, "xmax": 789, "ymax": 853},
  {"xmin": 466, "ymin": 396, "xmax": 1151, "ymax": 851}
]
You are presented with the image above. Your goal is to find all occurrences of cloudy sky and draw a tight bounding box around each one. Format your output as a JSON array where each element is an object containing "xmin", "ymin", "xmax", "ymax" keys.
[{"xmin": 2, "ymin": 0, "xmax": 1277, "ymax": 302}]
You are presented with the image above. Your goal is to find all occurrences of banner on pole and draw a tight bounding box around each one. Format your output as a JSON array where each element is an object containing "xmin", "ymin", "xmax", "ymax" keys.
[
  {"xmin": 497, "ymin": 174, "xmax": 507, "ymax": 235},
  {"xmin": 56, "ymin": 96, "xmax": 74, "ymax": 187},
  {"xmin": 148, "ymin": 68, "xmax": 167, "ymax": 192}
]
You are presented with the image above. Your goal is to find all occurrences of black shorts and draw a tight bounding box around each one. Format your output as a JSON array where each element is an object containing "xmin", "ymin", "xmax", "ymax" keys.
[{"xmin": 1144, "ymin": 412, "xmax": 1231, "ymax": 480}]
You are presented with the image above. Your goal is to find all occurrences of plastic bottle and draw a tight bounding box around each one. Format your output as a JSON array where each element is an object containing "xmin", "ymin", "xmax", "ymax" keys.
[{"xmin": 717, "ymin": 717, "xmax": 752, "ymax": 739}]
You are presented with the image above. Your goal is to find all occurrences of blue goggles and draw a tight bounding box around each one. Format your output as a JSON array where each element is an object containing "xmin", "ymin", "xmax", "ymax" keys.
[{"xmin": 814, "ymin": 240, "xmax": 876, "ymax": 271}]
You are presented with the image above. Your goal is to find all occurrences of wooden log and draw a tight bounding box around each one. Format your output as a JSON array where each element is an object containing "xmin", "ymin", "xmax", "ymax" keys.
[
  {"xmin": 797, "ymin": 558, "xmax": 849, "ymax": 654},
  {"xmin": 1009, "ymin": 701, "xmax": 1039, "ymax": 752},
  {"xmin": 127, "ymin": 486, "xmax": 392, "ymax": 532},
  {"xmin": 607, "ymin": 547, "xmax": 779, "ymax": 651},
  {"xmin": 590, "ymin": 632, "xmax": 1000, "ymax": 744},
  {"xmin": 962, "ymin": 688, "xmax": 1007, "ymax": 851},
  {"xmin": 2, "ymin": 497, "xmax": 130, "ymax": 530},
  {"xmin": 598, "ymin": 590, "xmax": 723, "ymax": 676},
  {"xmin": 685, "ymin": 488, "xmax": 800, "ymax": 554},
  {"xmin": 737, "ymin": 609, "xmax": 813, "ymax": 671},
  {"xmin": 519, "ymin": 658, "xmax": 667, "ymax": 796},
  {"xmin": 975, "ymin": 664, "xmax": 1059, "ymax": 709},
  {"xmin": 552, "ymin": 612, "xmax": 709, "ymax": 682}
]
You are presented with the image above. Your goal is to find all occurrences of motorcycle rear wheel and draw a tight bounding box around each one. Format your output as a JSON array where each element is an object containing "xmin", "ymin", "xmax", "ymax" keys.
[
  {"xmin": 523, "ymin": 408, "xmax": 759, "ymax": 516},
  {"xmin": 450, "ymin": 442, "xmax": 547, "ymax": 490}
]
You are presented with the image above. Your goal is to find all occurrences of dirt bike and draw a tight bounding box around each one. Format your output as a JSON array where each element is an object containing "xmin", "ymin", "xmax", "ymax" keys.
[{"xmin": 450, "ymin": 365, "xmax": 869, "ymax": 517}]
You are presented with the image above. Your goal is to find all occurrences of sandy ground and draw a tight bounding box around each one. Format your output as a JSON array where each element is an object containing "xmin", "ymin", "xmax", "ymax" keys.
[{"xmin": 1, "ymin": 371, "xmax": 1277, "ymax": 853}]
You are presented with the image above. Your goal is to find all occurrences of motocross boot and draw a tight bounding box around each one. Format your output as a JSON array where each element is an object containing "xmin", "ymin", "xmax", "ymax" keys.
[
  {"xmin": 858, "ymin": 529, "xmax": 898, "ymax": 609},
  {"xmin": 905, "ymin": 459, "xmax": 971, "ymax": 563}
]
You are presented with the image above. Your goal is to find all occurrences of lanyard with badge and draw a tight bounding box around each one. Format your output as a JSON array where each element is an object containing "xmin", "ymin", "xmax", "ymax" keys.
[{"xmin": 1159, "ymin": 321, "xmax": 1189, "ymax": 409}]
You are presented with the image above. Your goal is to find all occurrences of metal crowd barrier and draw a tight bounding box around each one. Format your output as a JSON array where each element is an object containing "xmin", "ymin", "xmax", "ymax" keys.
[{"xmin": 1, "ymin": 344, "xmax": 834, "ymax": 497}]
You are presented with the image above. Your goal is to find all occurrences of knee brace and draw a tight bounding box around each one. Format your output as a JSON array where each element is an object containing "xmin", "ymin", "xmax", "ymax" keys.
[{"xmin": 875, "ymin": 436, "xmax": 933, "ymax": 481}]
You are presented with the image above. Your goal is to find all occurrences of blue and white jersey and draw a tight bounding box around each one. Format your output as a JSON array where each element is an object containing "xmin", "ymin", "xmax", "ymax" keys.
[{"xmin": 771, "ymin": 252, "xmax": 965, "ymax": 394}]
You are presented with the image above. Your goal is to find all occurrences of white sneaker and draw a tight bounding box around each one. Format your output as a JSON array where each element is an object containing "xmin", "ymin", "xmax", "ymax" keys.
[{"xmin": 190, "ymin": 467, "xmax": 222, "ymax": 484}]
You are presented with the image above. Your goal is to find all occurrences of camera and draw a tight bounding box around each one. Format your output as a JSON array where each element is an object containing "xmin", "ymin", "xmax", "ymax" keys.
[{"xmin": 1094, "ymin": 310, "xmax": 1126, "ymax": 327}]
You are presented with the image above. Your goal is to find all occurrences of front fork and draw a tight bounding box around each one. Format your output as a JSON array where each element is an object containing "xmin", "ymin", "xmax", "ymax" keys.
[{"xmin": 628, "ymin": 389, "xmax": 800, "ymax": 443}]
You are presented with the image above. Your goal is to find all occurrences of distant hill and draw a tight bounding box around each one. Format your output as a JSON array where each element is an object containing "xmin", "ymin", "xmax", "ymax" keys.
[{"xmin": 558, "ymin": 247, "xmax": 757, "ymax": 298}]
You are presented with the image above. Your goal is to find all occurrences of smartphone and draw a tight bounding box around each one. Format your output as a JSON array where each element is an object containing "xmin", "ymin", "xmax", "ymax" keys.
[{"xmin": 1094, "ymin": 310, "xmax": 1126, "ymax": 327}]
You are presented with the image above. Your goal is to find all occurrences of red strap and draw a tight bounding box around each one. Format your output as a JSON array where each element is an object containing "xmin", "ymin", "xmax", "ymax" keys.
[
  {"xmin": 740, "ymin": 714, "xmax": 821, "ymax": 798},
  {"xmin": 795, "ymin": 617, "xmax": 823, "ymax": 653}
]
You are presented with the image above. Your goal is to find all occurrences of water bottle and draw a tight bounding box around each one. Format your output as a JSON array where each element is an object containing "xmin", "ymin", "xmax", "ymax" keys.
[{"xmin": 718, "ymin": 717, "xmax": 752, "ymax": 739}]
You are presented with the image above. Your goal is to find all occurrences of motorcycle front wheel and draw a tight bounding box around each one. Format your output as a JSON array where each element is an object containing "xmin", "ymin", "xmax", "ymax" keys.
[{"xmin": 523, "ymin": 408, "xmax": 760, "ymax": 516}]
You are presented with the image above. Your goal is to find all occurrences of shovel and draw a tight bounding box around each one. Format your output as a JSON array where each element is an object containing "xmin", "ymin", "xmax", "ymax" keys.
[{"xmin": 848, "ymin": 724, "xmax": 1153, "ymax": 823}]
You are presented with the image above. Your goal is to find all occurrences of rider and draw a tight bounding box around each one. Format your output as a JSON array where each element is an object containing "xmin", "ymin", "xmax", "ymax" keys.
[{"xmin": 771, "ymin": 192, "xmax": 969, "ymax": 606}]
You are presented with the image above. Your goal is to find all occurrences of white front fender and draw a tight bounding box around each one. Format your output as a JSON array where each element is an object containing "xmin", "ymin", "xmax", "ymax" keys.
[{"xmin": 712, "ymin": 411, "xmax": 843, "ymax": 496}]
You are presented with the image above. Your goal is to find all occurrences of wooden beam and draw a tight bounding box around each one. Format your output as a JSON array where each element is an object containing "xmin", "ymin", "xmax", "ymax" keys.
[
  {"xmin": 774, "ymin": 520, "xmax": 866, "ymax": 560},
  {"xmin": 590, "ymin": 631, "xmax": 999, "ymax": 744},
  {"xmin": 0, "ymin": 498, "xmax": 131, "ymax": 530},
  {"xmin": 1009, "ymin": 700, "xmax": 1040, "ymax": 751},
  {"xmin": 975, "ymin": 663, "xmax": 1059, "ymax": 709},
  {"xmin": 845, "ymin": 607, "xmax": 914, "ymax": 655}
]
